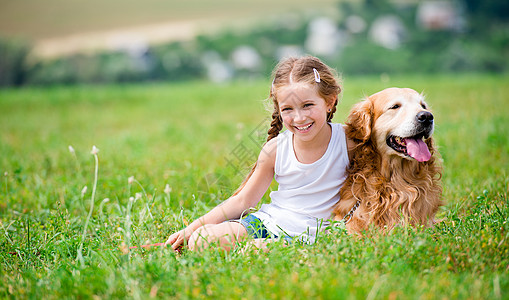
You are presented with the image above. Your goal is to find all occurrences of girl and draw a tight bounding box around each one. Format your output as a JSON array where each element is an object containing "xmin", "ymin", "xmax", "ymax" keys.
[{"xmin": 166, "ymin": 56, "xmax": 352, "ymax": 251}]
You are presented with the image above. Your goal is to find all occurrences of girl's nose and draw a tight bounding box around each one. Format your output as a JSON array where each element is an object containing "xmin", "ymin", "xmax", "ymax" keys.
[{"xmin": 294, "ymin": 109, "xmax": 307, "ymax": 122}]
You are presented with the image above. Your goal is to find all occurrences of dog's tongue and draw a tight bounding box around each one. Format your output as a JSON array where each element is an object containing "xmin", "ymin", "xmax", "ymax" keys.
[{"xmin": 404, "ymin": 138, "xmax": 431, "ymax": 162}]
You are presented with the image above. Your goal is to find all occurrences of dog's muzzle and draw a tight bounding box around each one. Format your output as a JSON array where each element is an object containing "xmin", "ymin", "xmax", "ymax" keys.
[{"xmin": 386, "ymin": 111, "xmax": 434, "ymax": 162}]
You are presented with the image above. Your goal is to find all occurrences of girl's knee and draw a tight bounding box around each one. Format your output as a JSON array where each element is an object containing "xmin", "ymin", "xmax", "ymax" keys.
[
  {"xmin": 188, "ymin": 224, "xmax": 214, "ymax": 251},
  {"xmin": 188, "ymin": 222, "xmax": 247, "ymax": 252}
]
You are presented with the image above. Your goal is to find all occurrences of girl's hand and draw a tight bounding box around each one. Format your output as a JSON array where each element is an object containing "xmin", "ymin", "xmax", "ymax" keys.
[{"xmin": 165, "ymin": 229, "xmax": 192, "ymax": 251}]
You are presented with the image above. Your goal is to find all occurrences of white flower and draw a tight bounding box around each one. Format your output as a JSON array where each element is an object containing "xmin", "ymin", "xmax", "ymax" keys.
[
  {"xmin": 68, "ymin": 145, "xmax": 75, "ymax": 154},
  {"xmin": 90, "ymin": 145, "xmax": 99, "ymax": 155},
  {"xmin": 135, "ymin": 193, "xmax": 142, "ymax": 200},
  {"xmin": 164, "ymin": 184, "xmax": 172, "ymax": 194},
  {"xmin": 102, "ymin": 198, "xmax": 110, "ymax": 203},
  {"xmin": 128, "ymin": 176, "xmax": 135, "ymax": 184},
  {"xmin": 81, "ymin": 186, "xmax": 88, "ymax": 196}
]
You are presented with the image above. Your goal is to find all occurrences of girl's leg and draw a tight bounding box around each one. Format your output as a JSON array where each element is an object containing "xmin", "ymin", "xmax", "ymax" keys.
[
  {"xmin": 188, "ymin": 221, "xmax": 247, "ymax": 252},
  {"xmin": 241, "ymin": 238, "xmax": 287, "ymax": 253}
]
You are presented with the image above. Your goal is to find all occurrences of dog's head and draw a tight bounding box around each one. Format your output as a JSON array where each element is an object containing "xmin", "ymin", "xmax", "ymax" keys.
[{"xmin": 347, "ymin": 87, "xmax": 434, "ymax": 162}]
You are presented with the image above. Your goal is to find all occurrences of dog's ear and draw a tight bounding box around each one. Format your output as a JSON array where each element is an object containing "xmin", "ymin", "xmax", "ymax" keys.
[{"xmin": 346, "ymin": 99, "xmax": 373, "ymax": 143}]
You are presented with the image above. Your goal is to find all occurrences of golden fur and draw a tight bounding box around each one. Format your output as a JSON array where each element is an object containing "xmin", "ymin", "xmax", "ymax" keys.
[{"xmin": 333, "ymin": 88, "xmax": 443, "ymax": 233}]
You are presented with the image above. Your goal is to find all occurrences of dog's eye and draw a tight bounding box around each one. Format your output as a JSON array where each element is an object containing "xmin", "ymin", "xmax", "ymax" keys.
[
  {"xmin": 421, "ymin": 103, "xmax": 427, "ymax": 109},
  {"xmin": 389, "ymin": 104, "xmax": 400, "ymax": 110}
]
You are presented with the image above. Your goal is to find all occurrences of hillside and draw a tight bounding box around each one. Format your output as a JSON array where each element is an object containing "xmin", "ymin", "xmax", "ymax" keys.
[{"xmin": 0, "ymin": 0, "xmax": 339, "ymax": 57}]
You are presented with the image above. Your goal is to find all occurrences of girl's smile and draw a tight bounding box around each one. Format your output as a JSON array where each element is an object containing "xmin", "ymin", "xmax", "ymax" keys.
[{"xmin": 295, "ymin": 122, "xmax": 313, "ymax": 132}]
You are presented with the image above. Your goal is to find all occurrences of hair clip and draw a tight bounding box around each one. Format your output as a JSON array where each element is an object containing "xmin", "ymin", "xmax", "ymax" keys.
[{"xmin": 313, "ymin": 68, "xmax": 321, "ymax": 83}]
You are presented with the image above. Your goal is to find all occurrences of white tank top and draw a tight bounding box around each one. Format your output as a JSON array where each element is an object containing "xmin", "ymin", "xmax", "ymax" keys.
[{"xmin": 252, "ymin": 123, "xmax": 349, "ymax": 242}]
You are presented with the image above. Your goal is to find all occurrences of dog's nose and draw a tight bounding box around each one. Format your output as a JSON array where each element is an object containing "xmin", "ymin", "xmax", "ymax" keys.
[{"xmin": 416, "ymin": 111, "xmax": 434, "ymax": 125}]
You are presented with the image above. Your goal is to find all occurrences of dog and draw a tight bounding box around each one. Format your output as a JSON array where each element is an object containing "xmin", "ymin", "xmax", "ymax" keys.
[{"xmin": 333, "ymin": 87, "xmax": 442, "ymax": 234}]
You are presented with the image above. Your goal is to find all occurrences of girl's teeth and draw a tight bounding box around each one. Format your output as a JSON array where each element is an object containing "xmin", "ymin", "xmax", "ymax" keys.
[{"xmin": 297, "ymin": 124, "xmax": 312, "ymax": 130}]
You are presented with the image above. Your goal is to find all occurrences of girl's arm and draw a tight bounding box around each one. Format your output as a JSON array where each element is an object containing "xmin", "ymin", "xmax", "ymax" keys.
[
  {"xmin": 346, "ymin": 136, "xmax": 356, "ymax": 162},
  {"xmin": 165, "ymin": 139, "xmax": 277, "ymax": 250}
]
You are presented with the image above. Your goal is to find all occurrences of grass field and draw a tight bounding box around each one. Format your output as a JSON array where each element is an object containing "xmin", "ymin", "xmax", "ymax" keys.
[
  {"xmin": 0, "ymin": 0, "xmax": 339, "ymax": 40},
  {"xmin": 0, "ymin": 74, "xmax": 508, "ymax": 298}
]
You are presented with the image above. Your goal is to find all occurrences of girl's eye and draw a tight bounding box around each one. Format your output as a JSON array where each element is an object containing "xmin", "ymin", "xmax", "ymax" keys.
[
  {"xmin": 281, "ymin": 107, "xmax": 292, "ymax": 112},
  {"xmin": 303, "ymin": 103, "xmax": 314, "ymax": 108},
  {"xmin": 389, "ymin": 104, "xmax": 400, "ymax": 110}
]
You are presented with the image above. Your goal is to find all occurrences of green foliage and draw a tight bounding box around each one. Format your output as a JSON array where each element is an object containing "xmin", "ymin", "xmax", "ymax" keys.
[
  {"xmin": 463, "ymin": 0, "xmax": 509, "ymax": 28},
  {"xmin": 0, "ymin": 75, "xmax": 508, "ymax": 298},
  {"xmin": 335, "ymin": 40, "xmax": 414, "ymax": 75},
  {"xmin": 335, "ymin": 0, "xmax": 509, "ymax": 75},
  {"xmin": 0, "ymin": 37, "xmax": 31, "ymax": 86}
]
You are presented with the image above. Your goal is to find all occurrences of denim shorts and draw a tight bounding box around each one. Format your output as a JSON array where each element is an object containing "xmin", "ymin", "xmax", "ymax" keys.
[{"xmin": 237, "ymin": 214, "xmax": 278, "ymax": 239}]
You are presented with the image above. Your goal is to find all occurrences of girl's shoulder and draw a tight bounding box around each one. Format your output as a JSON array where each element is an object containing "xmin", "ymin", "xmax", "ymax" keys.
[
  {"xmin": 258, "ymin": 135, "xmax": 278, "ymax": 163},
  {"xmin": 327, "ymin": 122, "xmax": 345, "ymax": 139},
  {"xmin": 264, "ymin": 135, "xmax": 278, "ymax": 151}
]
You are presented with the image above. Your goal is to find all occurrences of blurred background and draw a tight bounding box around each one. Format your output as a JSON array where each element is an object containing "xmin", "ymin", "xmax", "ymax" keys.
[{"xmin": 0, "ymin": 0, "xmax": 508, "ymax": 86}]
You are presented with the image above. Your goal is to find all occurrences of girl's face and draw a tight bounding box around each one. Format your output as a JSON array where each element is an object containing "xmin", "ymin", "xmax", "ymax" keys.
[{"xmin": 277, "ymin": 82, "xmax": 333, "ymax": 143}]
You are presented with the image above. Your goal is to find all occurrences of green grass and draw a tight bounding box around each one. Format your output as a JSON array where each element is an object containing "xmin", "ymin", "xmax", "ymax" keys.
[{"xmin": 0, "ymin": 74, "xmax": 508, "ymax": 299}]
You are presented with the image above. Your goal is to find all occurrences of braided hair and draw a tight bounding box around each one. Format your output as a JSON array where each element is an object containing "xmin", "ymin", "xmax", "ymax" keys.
[{"xmin": 232, "ymin": 56, "xmax": 342, "ymax": 196}]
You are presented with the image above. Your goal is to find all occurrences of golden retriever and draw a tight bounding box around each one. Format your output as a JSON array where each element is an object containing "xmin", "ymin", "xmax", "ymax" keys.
[{"xmin": 333, "ymin": 87, "xmax": 442, "ymax": 233}]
